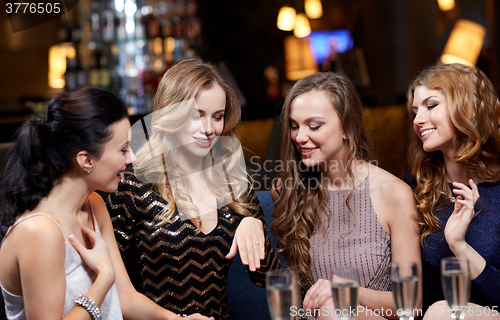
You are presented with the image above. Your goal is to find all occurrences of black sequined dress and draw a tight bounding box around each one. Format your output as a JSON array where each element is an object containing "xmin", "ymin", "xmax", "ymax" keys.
[{"xmin": 106, "ymin": 169, "xmax": 280, "ymax": 319}]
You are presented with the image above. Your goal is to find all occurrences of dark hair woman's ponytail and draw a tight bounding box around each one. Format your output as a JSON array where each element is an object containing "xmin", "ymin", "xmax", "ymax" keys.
[{"xmin": 0, "ymin": 87, "xmax": 128, "ymax": 234}]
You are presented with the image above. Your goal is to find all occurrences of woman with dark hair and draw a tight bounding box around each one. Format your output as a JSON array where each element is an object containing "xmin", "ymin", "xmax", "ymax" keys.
[
  {"xmin": 271, "ymin": 72, "xmax": 421, "ymax": 319},
  {"xmin": 106, "ymin": 59, "xmax": 280, "ymax": 319},
  {"xmin": 405, "ymin": 63, "xmax": 500, "ymax": 319},
  {"xmin": 0, "ymin": 87, "xmax": 210, "ymax": 320}
]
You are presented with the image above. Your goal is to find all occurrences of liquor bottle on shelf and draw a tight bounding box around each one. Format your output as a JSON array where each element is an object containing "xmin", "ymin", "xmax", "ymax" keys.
[
  {"xmin": 76, "ymin": 54, "xmax": 87, "ymax": 88},
  {"xmin": 185, "ymin": 0, "xmax": 200, "ymax": 39},
  {"xmin": 159, "ymin": 0, "xmax": 173, "ymax": 38},
  {"xmin": 99, "ymin": 53, "xmax": 112, "ymax": 90},
  {"xmin": 90, "ymin": 0, "xmax": 101, "ymax": 43},
  {"xmin": 145, "ymin": 0, "xmax": 160, "ymax": 40},
  {"xmin": 185, "ymin": 15, "xmax": 200, "ymax": 38},
  {"xmin": 111, "ymin": 66, "xmax": 123, "ymax": 95},
  {"xmin": 116, "ymin": 12, "xmax": 127, "ymax": 42},
  {"xmin": 56, "ymin": 19, "xmax": 69, "ymax": 43},
  {"xmin": 142, "ymin": 55, "xmax": 155, "ymax": 94},
  {"xmin": 107, "ymin": 44, "xmax": 122, "ymax": 94},
  {"xmin": 172, "ymin": 16, "xmax": 183, "ymax": 38},
  {"xmin": 185, "ymin": 0, "xmax": 196, "ymax": 16},
  {"xmin": 64, "ymin": 56, "xmax": 78, "ymax": 91},
  {"xmin": 124, "ymin": 39, "xmax": 146, "ymax": 114},
  {"xmin": 88, "ymin": 49, "xmax": 101, "ymax": 87},
  {"xmin": 172, "ymin": 0, "xmax": 183, "ymax": 16},
  {"xmin": 57, "ymin": 9, "xmax": 76, "ymax": 43},
  {"xmin": 101, "ymin": 0, "xmax": 115, "ymax": 43},
  {"xmin": 135, "ymin": 10, "xmax": 145, "ymax": 40},
  {"xmin": 72, "ymin": 20, "xmax": 82, "ymax": 43},
  {"xmin": 183, "ymin": 0, "xmax": 194, "ymax": 38}
]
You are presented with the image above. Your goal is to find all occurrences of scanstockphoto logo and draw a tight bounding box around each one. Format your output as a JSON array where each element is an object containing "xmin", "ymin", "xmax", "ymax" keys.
[
  {"xmin": 4, "ymin": 0, "xmax": 78, "ymax": 33},
  {"xmin": 129, "ymin": 99, "xmax": 248, "ymax": 221},
  {"xmin": 247, "ymin": 155, "xmax": 379, "ymax": 191}
]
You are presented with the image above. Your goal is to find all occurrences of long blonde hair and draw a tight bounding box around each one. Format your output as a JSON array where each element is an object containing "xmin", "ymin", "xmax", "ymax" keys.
[
  {"xmin": 271, "ymin": 72, "xmax": 372, "ymax": 289},
  {"xmin": 134, "ymin": 59, "xmax": 257, "ymax": 225},
  {"xmin": 406, "ymin": 63, "xmax": 500, "ymax": 243}
]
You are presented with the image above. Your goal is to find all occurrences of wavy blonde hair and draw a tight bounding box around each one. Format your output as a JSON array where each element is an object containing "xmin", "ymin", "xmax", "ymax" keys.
[
  {"xmin": 271, "ymin": 72, "xmax": 372, "ymax": 289},
  {"xmin": 406, "ymin": 63, "xmax": 500, "ymax": 243},
  {"xmin": 134, "ymin": 59, "xmax": 257, "ymax": 225}
]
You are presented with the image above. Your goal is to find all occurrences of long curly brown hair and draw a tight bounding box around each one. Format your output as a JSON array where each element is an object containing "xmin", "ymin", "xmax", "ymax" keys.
[
  {"xmin": 271, "ymin": 72, "xmax": 372, "ymax": 289},
  {"xmin": 406, "ymin": 63, "xmax": 500, "ymax": 243}
]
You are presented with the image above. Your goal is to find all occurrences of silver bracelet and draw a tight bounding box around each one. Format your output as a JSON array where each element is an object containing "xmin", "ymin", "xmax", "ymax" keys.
[
  {"xmin": 75, "ymin": 295, "xmax": 102, "ymax": 320},
  {"xmin": 178, "ymin": 314, "xmax": 214, "ymax": 319}
]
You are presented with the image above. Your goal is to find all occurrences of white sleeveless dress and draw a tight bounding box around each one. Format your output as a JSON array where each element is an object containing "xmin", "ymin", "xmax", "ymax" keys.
[{"xmin": 0, "ymin": 213, "xmax": 123, "ymax": 320}]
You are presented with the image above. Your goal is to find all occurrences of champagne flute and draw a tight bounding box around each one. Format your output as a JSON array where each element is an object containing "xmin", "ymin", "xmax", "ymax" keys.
[
  {"xmin": 391, "ymin": 261, "xmax": 419, "ymax": 320},
  {"xmin": 441, "ymin": 257, "xmax": 471, "ymax": 320},
  {"xmin": 331, "ymin": 267, "xmax": 359, "ymax": 320},
  {"xmin": 266, "ymin": 269, "xmax": 299, "ymax": 320}
]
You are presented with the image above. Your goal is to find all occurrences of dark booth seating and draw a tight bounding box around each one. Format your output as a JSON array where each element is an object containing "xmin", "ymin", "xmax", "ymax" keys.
[{"xmin": 226, "ymin": 190, "xmax": 284, "ymax": 320}]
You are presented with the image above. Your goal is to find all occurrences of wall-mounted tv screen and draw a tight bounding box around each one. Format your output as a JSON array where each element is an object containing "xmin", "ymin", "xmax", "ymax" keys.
[{"xmin": 307, "ymin": 30, "xmax": 354, "ymax": 63}]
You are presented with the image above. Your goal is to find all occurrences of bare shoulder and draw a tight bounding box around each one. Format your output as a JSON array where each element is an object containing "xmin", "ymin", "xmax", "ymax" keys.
[
  {"xmin": 368, "ymin": 163, "xmax": 418, "ymax": 234},
  {"xmin": 0, "ymin": 213, "xmax": 66, "ymax": 296},
  {"xmin": 368, "ymin": 164, "xmax": 414, "ymax": 202},
  {"xmin": 88, "ymin": 192, "xmax": 110, "ymax": 225},
  {"xmin": 89, "ymin": 191, "xmax": 106, "ymax": 208},
  {"xmin": 88, "ymin": 192, "xmax": 114, "ymax": 238},
  {"xmin": 4, "ymin": 214, "xmax": 66, "ymax": 246},
  {"xmin": 0, "ymin": 213, "xmax": 66, "ymax": 266}
]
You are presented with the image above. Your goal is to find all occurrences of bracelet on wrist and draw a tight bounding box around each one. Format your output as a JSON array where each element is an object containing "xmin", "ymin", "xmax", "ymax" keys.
[{"xmin": 75, "ymin": 295, "xmax": 102, "ymax": 320}]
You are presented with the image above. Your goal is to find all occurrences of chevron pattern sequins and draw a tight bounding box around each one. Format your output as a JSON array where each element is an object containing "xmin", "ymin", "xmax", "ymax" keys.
[{"xmin": 106, "ymin": 169, "xmax": 280, "ymax": 319}]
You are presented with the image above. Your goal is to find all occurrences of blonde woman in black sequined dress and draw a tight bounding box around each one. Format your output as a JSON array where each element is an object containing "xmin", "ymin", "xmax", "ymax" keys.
[{"xmin": 106, "ymin": 59, "xmax": 280, "ymax": 319}]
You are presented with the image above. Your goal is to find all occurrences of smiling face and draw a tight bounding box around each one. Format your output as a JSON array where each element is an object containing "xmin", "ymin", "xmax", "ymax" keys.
[
  {"xmin": 91, "ymin": 118, "xmax": 135, "ymax": 192},
  {"xmin": 411, "ymin": 85, "xmax": 456, "ymax": 155},
  {"xmin": 176, "ymin": 84, "xmax": 226, "ymax": 162},
  {"xmin": 289, "ymin": 90, "xmax": 348, "ymax": 168}
]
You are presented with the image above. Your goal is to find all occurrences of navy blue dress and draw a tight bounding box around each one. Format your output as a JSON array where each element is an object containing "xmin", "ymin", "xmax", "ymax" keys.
[{"xmin": 404, "ymin": 170, "xmax": 500, "ymax": 312}]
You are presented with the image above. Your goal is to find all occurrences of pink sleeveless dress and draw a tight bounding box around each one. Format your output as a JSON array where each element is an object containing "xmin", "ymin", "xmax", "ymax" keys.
[{"xmin": 309, "ymin": 172, "xmax": 392, "ymax": 290}]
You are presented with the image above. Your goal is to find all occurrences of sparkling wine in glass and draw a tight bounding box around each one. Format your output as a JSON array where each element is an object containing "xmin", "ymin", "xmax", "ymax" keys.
[
  {"xmin": 266, "ymin": 269, "xmax": 299, "ymax": 320},
  {"xmin": 391, "ymin": 261, "xmax": 419, "ymax": 320},
  {"xmin": 441, "ymin": 257, "xmax": 470, "ymax": 320},
  {"xmin": 441, "ymin": 257, "xmax": 471, "ymax": 320},
  {"xmin": 331, "ymin": 267, "xmax": 359, "ymax": 320}
]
